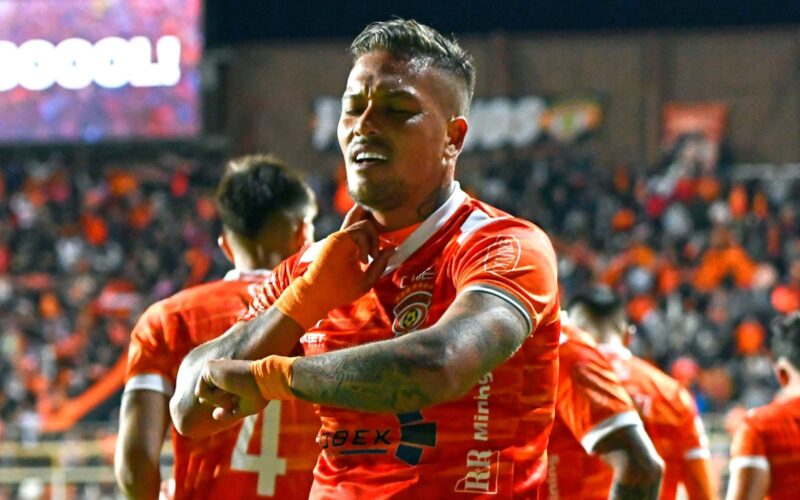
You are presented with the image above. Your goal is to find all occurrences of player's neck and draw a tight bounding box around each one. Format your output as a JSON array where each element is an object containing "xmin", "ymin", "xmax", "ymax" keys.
[
  {"xmin": 234, "ymin": 249, "xmax": 281, "ymax": 272},
  {"xmin": 370, "ymin": 182, "xmax": 455, "ymax": 232}
]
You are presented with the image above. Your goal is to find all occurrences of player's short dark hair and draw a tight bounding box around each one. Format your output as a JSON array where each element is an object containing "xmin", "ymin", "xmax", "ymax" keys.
[
  {"xmin": 771, "ymin": 312, "xmax": 800, "ymax": 369},
  {"xmin": 215, "ymin": 155, "xmax": 313, "ymax": 240},
  {"xmin": 350, "ymin": 18, "xmax": 475, "ymax": 111},
  {"xmin": 567, "ymin": 285, "xmax": 624, "ymax": 318}
]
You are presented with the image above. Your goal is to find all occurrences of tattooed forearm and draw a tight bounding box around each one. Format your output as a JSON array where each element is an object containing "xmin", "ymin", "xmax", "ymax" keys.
[
  {"xmin": 290, "ymin": 291, "xmax": 528, "ymax": 413},
  {"xmin": 610, "ymin": 481, "xmax": 661, "ymax": 500},
  {"xmin": 170, "ymin": 308, "xmax": 304, "ymax": 436}
]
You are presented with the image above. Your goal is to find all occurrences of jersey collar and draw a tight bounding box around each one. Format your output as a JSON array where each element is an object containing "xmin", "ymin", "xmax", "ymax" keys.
[
  {"xmin": 223, "ymin": 268, "xmax": 272, "ymax": 282},
  {"xmin": 598, "ymin": 342, "xmax": 633, "ymax": 360},
  {"xmin": 382, "ymin": 182, "xmax": 468, "ymax": 275}
]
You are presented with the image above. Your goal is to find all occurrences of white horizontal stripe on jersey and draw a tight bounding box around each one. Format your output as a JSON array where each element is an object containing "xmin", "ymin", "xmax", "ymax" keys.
[
  {"xmin": 124, "ymin": 373, "xmax": 174, "ymax": 397},
  {"xmin": 460, "ymin": 283, "xmax": 533, "ymax": 335},
  {"xmin": 684, "ymin": 447, "xmax": 712, "ymax": 460},
  {"xmin": 729, "ymin": 456, "xmax": 770, "ymax": 471},
  {"xmin": 581, "ymin": 410, "xmax": 644, "ymax": 453}
]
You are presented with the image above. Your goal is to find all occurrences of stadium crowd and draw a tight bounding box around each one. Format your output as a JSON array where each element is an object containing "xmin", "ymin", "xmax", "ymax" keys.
[{"xmin": 1, "ymin": 132, "xmax": 799, "ymax": 440}]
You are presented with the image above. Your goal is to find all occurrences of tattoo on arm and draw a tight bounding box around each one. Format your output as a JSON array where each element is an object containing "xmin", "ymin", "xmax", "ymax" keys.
[
  {"xmin": 171, "ymin": 309, "xmax": 304, "ymax": 431},
  {"xmin": 290, "ymin": 291, "xmax": 528, "ymax": 413}
]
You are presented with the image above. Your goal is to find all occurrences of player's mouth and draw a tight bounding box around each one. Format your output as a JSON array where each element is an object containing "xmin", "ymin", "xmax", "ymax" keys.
[{"xmin": 350, "ymin": 146, "xmax": 390, "ymax": 170}]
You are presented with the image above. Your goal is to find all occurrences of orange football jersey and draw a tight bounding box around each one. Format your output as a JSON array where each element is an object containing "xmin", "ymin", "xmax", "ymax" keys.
[
  {"xmin": 592, "ymin": 344, "xmax": 712, "ymax": 500},
  {"xmin": 243, "ymin": 185, "xmax": 561, "ymax": 499},
  {"xmin": 729, "ymin": 394, "xmax": 800, "ymax": 500},
  {"xmin": 125, "ymin": 270, "xmax": 318, "ymax": 499},
  {"xmin": 541, "ymin": 322, "xmax": 642, "ymax": 500}
]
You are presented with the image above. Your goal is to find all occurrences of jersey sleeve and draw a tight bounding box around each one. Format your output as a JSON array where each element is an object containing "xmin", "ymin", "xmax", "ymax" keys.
[
  {"xmin": 557, "ymin": 339, "xmax": 641, "ymax": 453},
  {"xmin": 729, "ymin": 416, "xmax": 769, "ymax": 471},
  {"xmin": 451, "ymin": 223, "xmax": 559, "ymax": 335},
  {"xmin": 238, "ymin": 254, "xmax": 298, "ymax": 322},
  {"xmin": 125, "ymin": 302, "xmax": 176, "ymax": 396},
  {"xmin": 676, "ymin": 388, "xmax": 711, "ymax": 461}
]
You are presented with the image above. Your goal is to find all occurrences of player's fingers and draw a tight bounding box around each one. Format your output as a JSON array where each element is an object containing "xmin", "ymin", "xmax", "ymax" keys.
[
  {"xmin": 364, "ymin": 246, "xmax": 396, "ymax": 285},
  {"xmin": 341, "ymin": 204, "xmax": 371, "ymax": 229},
  {"xmin": 198, "ymin": 389, "xmax": 239, "ymax": 409},
  {"xmin": 195, "ymin": 366, "xmax": 239, "ymax": 408},
  {"xmin": 344, "ymin": 221, "xmax": 379, "ymax": 263}
]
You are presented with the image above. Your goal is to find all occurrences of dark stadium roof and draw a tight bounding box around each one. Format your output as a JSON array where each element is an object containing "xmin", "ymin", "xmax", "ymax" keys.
[{"xmin": 205, "ymin": 0, "xmax": 800, "ymax": 48}]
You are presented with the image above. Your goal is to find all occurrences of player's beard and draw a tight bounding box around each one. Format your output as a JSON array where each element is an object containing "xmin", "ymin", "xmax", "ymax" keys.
[{"xmin": 348, "ymin": 176, "xmax": 408, "ymax": 212}]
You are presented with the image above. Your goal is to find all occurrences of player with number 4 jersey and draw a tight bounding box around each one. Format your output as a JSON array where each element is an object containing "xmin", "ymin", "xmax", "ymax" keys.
[
  {"xmin": 115, "ymin": 156, "xmax": 319, "ymax": 499},
  {"xmin": 124, "ymin": 273, "xmax": 318, "ymax": 499}
]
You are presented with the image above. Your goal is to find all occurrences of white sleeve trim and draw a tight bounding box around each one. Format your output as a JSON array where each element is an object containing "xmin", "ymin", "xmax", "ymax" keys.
[
  {"xmin": 729, "ymin": 456, "xmax": 770, "ymax": 471},
  {"xmin": 581, "ymin": 410, "xmax": 643, "ymax": 453},
  {"xmin": 684, "ymin": 447, "xmax": 711, "ymax": 460},
  {"xmin": 124, "ymin": 374, "xmax": 174, "ymax": 397},
  {"xmin": 460, "ymin": 284, "xmax": 532, "ymax": 334}
]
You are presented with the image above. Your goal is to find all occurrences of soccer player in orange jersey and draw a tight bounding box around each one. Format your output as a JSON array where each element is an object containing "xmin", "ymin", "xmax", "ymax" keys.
[
  {"xmin": 542, "ymin": 317, "xmax": 663, "ymax": 500},
  {"xmin": 567, "ymin": 286, "xmax": 716, "ymax": 500},
  {"xmin": 115, "ymin": 156, "xmax": 319, "ymax": 499},
  {"xmin": 726, "ymin": 312, "xmax": 800, "ymax": 500},
  {"xmin": 171, "ymin": 19, "xmax": 564, "ymax": 498}
]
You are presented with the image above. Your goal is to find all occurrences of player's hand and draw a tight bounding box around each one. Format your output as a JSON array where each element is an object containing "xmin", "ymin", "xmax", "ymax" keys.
[
  {"xmin": 273, "ymin": 204, "xmax": 395, "ymax": 329},
  {"xmin": 195, "ymin": 359, "xmax": 267, "ymax": 422},
  {"xmin": 317, "ymin": 204, "xmax": 395, "ymax": 297}
]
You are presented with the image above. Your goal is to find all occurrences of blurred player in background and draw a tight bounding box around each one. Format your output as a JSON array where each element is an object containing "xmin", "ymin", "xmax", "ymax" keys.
[
  {"xmin": 726, "ymin": 312, "xmax": 800, "ymax": 500},
  {"xmin": 115, "ymin": 156, "xmax": 319, "ymax": 499},
  {"xmin": 542, "ymin": 314, "xmax": 663, "ymax": 499},
  {"xmin": 171, "ymin": 19, "xmax": 564, "ymax": 498},
  {"xmin": 568, "ymin": 286, "xmax": 716, "ymax": 500}
]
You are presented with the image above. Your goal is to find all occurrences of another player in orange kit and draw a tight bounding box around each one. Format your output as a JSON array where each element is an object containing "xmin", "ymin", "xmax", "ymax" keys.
[
  {"xmin": 171, "ymin": 19, "xmax": 564, "ymax": 499},
  {"xmin": 115, "ymin": 156, "xmax": 319, "ymax": 499},
  {"xmin": 726, "ymin": 312, "xmax": 800, "ymax": 500},
  {"xmin": 567, "ymin": 286, "xmax": 716, "ymax": 500},
  {"xmin": 542, "ymin": 318, "xmax": 663, "ymax": 499}
]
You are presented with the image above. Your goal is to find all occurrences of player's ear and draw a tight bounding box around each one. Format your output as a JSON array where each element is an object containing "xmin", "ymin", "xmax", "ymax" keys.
[
  {"xmin": 289, "ymin": 215, "xmax": 314, "ymax": 255},
  {"xmin": 444, "ymin": 116, "xmax": 468, "ymax": 159},
  {"xmin": 218, "ymin": 234, "xmax": 234, "ymax": 265},
  {"xmin": 775, "ymin": 361, "xmax": 790, "ymax": 387}
]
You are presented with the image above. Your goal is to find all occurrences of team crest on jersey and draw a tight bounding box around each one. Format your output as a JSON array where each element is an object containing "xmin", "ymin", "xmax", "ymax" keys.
[{"xmin": 392, "ymin": 287, "xmax": 433, "ymax": 335}]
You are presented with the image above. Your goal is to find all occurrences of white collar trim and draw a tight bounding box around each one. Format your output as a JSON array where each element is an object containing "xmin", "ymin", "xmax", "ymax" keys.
[
  {"xmin": 598, "ymin": 342, "xmax": 633, "ymax": 360},
  {"xmin": 382, "ymin": 182, "xmax": 468, "ymax": 275},
  {"xmin": 298, "ymin": 182, "xmax": 468, "ymax": 272}
]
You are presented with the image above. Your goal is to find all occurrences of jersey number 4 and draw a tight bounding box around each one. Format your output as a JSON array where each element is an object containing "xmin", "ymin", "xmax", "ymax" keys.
[{"xmin": 231, "ymin": 401, "xmax": 287, "ymax": 496}]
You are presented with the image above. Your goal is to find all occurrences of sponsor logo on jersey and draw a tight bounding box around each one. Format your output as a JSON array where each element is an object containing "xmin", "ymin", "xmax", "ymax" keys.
[
  {"xmin": 483, "ymin": 235, "xmax": 521, "ymax": 275},
  {"xmin": 317, "ymin": 411, "xmax": 437, "ymax": 467},
  {"xmin": 474, "ymin": 372, "xmax": 493, "ymax": 441},
  {"xmin": 454, "ymin": 449, "xmax": 500, "ymax": 494}
]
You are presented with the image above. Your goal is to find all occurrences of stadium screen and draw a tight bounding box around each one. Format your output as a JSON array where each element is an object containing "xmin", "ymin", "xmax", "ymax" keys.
[{"xmin": 0, "ymin": 0, "xmax": 202, "ymax": 143}]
